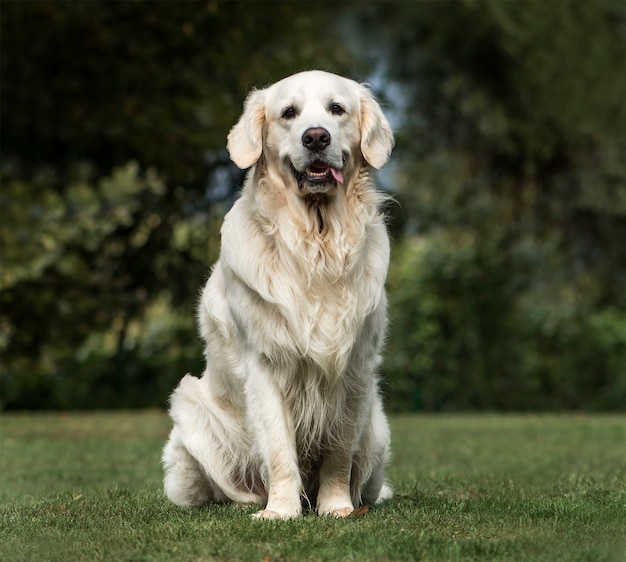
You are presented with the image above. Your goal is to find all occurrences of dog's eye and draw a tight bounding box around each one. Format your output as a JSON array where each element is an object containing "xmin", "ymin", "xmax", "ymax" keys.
[
  {"xmin": 282, "ymin": 106, "xmax": 297, "ymax": 119},
  {"xmin": 330, "ymin": 103, "xmax": 345, "ymax": 116}
]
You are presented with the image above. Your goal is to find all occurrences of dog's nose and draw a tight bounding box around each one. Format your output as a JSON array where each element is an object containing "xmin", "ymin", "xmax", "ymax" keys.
[{"xmin": 302, "ymin": 127, "xmax": 331, "ymax": 151}]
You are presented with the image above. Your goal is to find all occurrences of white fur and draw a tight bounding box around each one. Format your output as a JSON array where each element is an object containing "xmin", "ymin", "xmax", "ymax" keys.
[{"xmin": 162, "ymin": 71, "xmax": 394, "ymax": 519}]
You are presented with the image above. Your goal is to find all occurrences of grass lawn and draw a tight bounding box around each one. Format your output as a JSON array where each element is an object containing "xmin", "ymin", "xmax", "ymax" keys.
[{"xmin": 1, "ymin": 411, "xmax": 624, "ymax": 561}]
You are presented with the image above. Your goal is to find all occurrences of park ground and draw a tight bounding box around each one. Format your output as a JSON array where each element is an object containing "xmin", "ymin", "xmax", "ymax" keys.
[{"xmin": 1, "ymin": 411, "xmax": 624, "ymax": 561}]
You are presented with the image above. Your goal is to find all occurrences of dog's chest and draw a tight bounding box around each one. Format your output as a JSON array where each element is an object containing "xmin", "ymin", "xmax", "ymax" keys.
[
  {"xmin": 222, "ymin": 194, "xmax": 387, "ymax": 377},
  {"xmin": 274, "ymin": 265, "xmax": 369, "ymax": 377}
]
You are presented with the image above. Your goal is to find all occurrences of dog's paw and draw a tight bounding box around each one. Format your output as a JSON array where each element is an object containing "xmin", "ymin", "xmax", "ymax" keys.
[
  {"xmin": 317, "ymin": 492, "xmax": 354, "ymax": 517},
  {"xmin": 252, "ymin": 508, "xmax": 300, "ymax": 520},
  {"xmin": 376, "ymin": 482, "xmax": 393, "ymax": 503},
  {"xmin": 317, "ymin": 499, "xmax": 354, "ymax": 518},
  {"xmin": 319, "ymin": 506, "xmax": 353, "ymax": 518}
]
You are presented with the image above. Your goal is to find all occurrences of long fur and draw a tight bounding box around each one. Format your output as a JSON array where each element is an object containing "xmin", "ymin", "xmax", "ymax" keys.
[{"xmin": 162, "ymin": 71, "xmax": 394, "ymax": 519}]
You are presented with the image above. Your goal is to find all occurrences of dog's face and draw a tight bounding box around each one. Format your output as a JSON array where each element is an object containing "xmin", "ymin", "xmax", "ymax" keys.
[
  {"xmin": 265, "ymin": 72, "xmax": 359, "ymax": 197},
  {"xmin": 227, "ymin": 71, "xmax": 394, "ymax": 199}
]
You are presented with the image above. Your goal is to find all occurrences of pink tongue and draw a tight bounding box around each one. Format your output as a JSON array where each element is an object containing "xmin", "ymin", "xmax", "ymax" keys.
[{"xmin": 330, "ymin": 168, "xmax": 344, "ymax": 184}]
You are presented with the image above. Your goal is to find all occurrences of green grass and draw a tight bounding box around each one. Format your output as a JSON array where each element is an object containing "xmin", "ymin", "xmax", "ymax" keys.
[{"xmin": 1, "ymin": 412, "xmax": 624, "ymax": 561}]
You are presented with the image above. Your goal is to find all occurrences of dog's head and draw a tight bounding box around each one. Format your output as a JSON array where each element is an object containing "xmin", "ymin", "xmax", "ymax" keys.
[{"xmin": 227, "ymin": 71, "xmax": 394, "ymax": 199}]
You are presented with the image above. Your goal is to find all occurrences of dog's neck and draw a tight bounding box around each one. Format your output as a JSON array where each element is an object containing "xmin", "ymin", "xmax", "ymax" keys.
[
  {"xmin": 222, "ymin": 160, "xmax": 390, "ymax": 380},
  {"xmin": 248, "ymin": 161, "xmax": 385, "ymax": 278}
]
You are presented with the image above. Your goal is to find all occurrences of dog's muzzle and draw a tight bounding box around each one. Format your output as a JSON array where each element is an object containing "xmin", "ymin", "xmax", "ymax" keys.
[{"xmin": 291, "ymin": 127, "xmax": 344, "ymax": 193}]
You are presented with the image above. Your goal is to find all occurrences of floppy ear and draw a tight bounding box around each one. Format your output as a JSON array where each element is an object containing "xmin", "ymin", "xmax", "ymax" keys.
[
  {"xmin": 360, "ymin": 87, "xmax": 394, "ymax": 169},
  {"xmin": 227, "ymin": 89, "xmax": 266, "ymax": 169}
]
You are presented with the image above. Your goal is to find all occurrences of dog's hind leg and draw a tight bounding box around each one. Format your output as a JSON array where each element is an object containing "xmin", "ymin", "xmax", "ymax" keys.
[
  {"xmin": 162, "ymin": 427, "xmax": 217, "ymax": 506},
  {"xmin": 352, "ymin": 393, "xmax": 393, "ymax": 507},
  {"xmin": 163, "ymin": 374, "xmax": 263, "ymax": 506}
]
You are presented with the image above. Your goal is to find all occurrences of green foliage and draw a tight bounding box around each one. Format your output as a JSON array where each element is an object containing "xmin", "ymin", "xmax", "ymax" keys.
[
  {"xmin": 1, "ymin": 1, "xmax": 358, "ymax": 180},
  {"xmin": 386, "ymin": 233, "xmax": 626, "ymax": 411},
  {"xmin": 374, "ymin": 0, "xmax": 626, "ymax": 411},
  {"xmin": 0, "ymin": 1, "xmax": 356, "ymax": 409},
  {"xmin": 1, "ymin": 0, "xmax": 624, "ymax": 410},
  {"xmin": 1, "ymin": 413, "xmax": 625, "ymax": 561}
]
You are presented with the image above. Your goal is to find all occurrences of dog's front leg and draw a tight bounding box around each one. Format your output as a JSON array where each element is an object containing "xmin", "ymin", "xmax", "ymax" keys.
[
  {"xmin": 245, "ymin": 357, "xmax": 302, "ymax": 520},
  {"xmin": 317, "ymin": 445, "xmax": 355, "ymax": 517},
  {"xmin": 316, "ymin": 380, "xmax": 374, "ymax": 517}
]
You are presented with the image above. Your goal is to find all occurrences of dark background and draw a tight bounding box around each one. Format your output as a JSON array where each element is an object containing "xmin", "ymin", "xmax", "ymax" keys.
[{"xmin": 1, "ymin": 0, "xmax": 624, "ymax": 411}]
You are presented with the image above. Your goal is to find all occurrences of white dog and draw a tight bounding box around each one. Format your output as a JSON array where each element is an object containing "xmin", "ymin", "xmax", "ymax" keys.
[{"xmin": 162, "ymin": 70, "xmax": 394, "ymax": 519}]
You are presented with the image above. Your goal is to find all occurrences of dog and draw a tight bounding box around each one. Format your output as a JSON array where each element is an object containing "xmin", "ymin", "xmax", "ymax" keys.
[{"xmin": 162, "ymin": 70, "xmax": 394, "ymax": 519}]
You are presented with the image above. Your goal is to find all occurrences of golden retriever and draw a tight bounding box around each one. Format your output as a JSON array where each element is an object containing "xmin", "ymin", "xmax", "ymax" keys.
[{"xmin": 162, "ymin": 70, "xmax": 394, "ymax": 519}]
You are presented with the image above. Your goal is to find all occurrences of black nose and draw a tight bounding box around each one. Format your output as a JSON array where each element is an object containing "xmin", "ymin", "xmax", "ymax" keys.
[{"xmin": 302, "ymin": 127, "xmax": 331, "ymax": 151}]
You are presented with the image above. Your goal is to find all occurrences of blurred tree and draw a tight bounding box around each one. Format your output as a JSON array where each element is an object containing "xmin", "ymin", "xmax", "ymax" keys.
[
  {"xmin": 2, "ymin": 0, "xmax": 623, "ymax": 411},
  {"xmin": 356, "ymin": 0, "xmax": 626, "ymax": 410},
  {"xmin": 1, "ymin": 0, "xmax": 359, "ymax": 408}
]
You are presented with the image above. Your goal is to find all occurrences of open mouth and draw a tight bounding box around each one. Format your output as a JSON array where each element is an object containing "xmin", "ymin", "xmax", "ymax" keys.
[{"xmin": 291, "ymin": 160, "xmax": 344, "ymax": 190}]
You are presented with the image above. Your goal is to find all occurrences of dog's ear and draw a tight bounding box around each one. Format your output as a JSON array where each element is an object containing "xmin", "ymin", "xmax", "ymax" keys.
[
  {"xmin": 359, "ymin": 87, "xmax": 394, "ymax": 169},
  {"xmin": 227, "ymin": 89, "xmax": 266, "ymax": 169}
]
